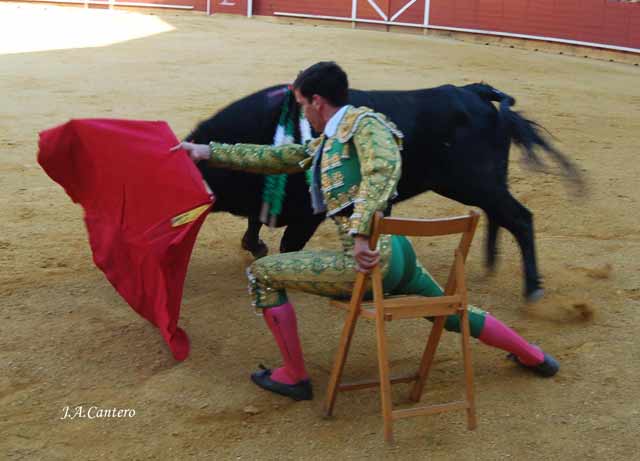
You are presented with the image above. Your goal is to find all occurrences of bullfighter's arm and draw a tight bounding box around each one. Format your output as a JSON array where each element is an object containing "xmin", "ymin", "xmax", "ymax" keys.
[
  {"xmin": 207, "ymin": 141, "xmax": 311, "ymax": 175},
  {"xmin": 349, "ymin": 117, "xmax": 402, "ymax": 236}
]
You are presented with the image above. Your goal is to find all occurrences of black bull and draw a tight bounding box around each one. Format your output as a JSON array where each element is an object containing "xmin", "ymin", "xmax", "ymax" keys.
[{"xmin": 186, "ymin": 83, "xmax": 583, "ymax": 302}]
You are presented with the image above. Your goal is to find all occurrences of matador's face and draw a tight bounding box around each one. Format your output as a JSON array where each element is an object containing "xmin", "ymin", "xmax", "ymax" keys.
[{"xmin": 294, "ymin": 88, "xmax": 325, "ymax": 134}]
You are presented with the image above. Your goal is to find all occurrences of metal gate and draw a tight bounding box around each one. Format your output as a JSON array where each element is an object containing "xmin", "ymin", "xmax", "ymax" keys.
[{"xmin": 353, "ymin": 0, "xmax": 427, "ymax": 27}]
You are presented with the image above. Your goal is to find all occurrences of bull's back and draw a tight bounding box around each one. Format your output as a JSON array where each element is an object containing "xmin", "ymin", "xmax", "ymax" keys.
[{"xmin": 348, "ymin": 85, "xmax": 506, "ymax": 201}]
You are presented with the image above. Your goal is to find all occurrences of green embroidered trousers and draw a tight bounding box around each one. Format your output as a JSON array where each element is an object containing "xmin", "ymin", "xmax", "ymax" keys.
[{"xmin": 247, "ymin": 216, "xmax": 487, "ymax": 337}]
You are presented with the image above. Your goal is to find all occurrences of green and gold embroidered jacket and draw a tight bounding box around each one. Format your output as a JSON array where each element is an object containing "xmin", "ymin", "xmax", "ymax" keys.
[{"xmin": 207, "ymin": 106, "xmax": 403, "ymax": 236}]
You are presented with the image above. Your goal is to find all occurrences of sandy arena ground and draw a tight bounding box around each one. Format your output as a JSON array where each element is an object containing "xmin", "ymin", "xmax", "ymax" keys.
[{"xmin": 1, "ymin": 3, "xmax": 639, "ymax": 460}]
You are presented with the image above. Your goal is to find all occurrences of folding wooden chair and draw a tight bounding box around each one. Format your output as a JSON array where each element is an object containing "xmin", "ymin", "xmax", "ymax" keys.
[{"xmin": 325, "ymin": 210, "xmax": 480, "ymax": 443}]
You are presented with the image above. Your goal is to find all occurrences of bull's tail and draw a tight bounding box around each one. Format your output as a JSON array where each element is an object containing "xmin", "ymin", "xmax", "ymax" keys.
[{"xmin": 466, "ymin": 83, "xmax": 586, "ymax": 193}]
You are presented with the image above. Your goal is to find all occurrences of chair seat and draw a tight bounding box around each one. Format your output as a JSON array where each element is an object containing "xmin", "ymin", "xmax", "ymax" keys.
[{"xmin": 330, "ymin": 294, "xmax": 463, "ymax": 321}]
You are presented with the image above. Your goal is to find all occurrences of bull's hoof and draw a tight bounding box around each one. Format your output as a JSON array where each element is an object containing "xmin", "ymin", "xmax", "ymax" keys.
[
  {"xmin": 526, "ymin": 288, "xmax": 545, "ymax": 303},
  {"xmin": 484, "ymin": 265, "xmax": 497, "ymax": 277},
  {"xmin": 241, "ymin": 238, "xmax": 269, "ymax": 259},
  {"xmin": 485, "ymin": 257, "xmax": 497, "ymax": 273},
  {"xmin": 250, "ymin": 243, "xmax": 269, "ymax": 259}
]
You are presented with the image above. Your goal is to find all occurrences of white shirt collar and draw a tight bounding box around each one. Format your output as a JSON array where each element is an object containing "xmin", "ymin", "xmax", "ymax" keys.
[{"xmin": 323, "ymin": 105, "xmax": 350, "ymax": 138}]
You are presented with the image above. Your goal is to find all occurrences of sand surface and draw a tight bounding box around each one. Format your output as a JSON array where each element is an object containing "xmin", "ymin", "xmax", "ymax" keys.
[{"xmin": 1, "ymin": 3, "xmax": 639, "ymax": 460}]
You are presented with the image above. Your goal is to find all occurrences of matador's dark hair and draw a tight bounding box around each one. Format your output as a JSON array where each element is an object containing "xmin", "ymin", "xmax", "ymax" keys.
[{"xmin": 293, "ymin": 61, "xmax": 349, "ymax": 107}]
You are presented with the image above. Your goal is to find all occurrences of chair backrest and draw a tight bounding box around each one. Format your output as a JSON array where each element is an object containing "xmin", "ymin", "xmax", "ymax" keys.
[{"xmin": 369, "ymin": 210, "xmax": 480, "ymax": 296}]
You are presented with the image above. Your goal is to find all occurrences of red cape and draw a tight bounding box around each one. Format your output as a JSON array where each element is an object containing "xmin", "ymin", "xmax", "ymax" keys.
[{"xmin": 38, "ymin": 119, "xmax": 214, "ymax": 360}]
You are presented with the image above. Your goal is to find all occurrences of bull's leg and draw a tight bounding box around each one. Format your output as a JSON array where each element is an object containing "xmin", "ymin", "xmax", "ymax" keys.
[
  {"xmin": 486, "ymin": 217, "xmax": 500, "ymax": 273},
  {"xmin": 279, "ymin": 215, "xmax": 324, "ymax": 253},
  {"xmin": 484, "ymin": 192, "xmax": 543, "ymax": 303},
  {"xmin": 242, "ymin": 215, "xmax": 269, "ymax": 259}
]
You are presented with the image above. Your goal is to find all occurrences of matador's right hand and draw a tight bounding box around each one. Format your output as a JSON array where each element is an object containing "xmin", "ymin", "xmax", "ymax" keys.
[{"xmin": 170, "ymin": 141, "xmax": 210, "ymax": 163}]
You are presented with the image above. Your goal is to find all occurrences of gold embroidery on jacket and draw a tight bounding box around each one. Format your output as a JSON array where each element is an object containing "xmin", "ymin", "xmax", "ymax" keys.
[
  {"xmin": 336, "ymin": 106, "xmax": 404, "ymax": 146},
  {"xmin": 321, "ymin": 171, "xmax": 345, "ymax": 193}
]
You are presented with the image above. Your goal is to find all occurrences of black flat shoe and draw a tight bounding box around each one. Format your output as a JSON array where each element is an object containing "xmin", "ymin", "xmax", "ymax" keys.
[
  {"xmin": 250, "ymin": 367, "xmax": 313, "ymax": 401},
  {"xmin": 507, "ymin": 350, "xmax": 560, "ymax": 378}
]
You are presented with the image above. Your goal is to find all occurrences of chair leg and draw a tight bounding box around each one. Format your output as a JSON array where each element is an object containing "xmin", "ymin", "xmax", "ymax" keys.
[
  {"xmin": 374, "ymin": 314, "xmax": 394, "ymax": 443},
  {"xmin": 409, "ymin": 316, "xmax": 446, "ymax": 402},
  {"xmin": 324, "ymin": 275, "xmax": 367, "ymax": 417},
  {"xmin": 324, "ymin": 305, "xmax": 361, "ymax": 417},
  {"xmin": 460, "ymin": 308, "xmax": 477, "ymax": 430}
]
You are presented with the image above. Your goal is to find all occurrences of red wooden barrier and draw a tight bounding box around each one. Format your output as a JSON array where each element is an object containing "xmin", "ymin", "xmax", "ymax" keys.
[{"xmin": 10, "ymin": 0, "xmax": 639, "ymax": 51}]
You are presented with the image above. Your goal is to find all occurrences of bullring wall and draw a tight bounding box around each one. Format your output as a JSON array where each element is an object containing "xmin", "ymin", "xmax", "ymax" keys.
[{"xmin": 11, "ymin": 0, "xmax": 640, "ymax": 53}]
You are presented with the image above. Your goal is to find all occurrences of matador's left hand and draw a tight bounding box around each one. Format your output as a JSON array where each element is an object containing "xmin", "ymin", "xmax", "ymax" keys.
[{"xmin": 354, "ymin": 235, "xmax": 380, "ymax": 273}]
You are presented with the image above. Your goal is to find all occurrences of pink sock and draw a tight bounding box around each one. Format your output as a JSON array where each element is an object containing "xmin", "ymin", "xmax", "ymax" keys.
[
  {"xmin": 479, "ymin": 314, "xmax": 544, "ymax": 366},
  {"xmin": 263, "ymin": 303, "xmax": 308, "ymax": 385}
]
